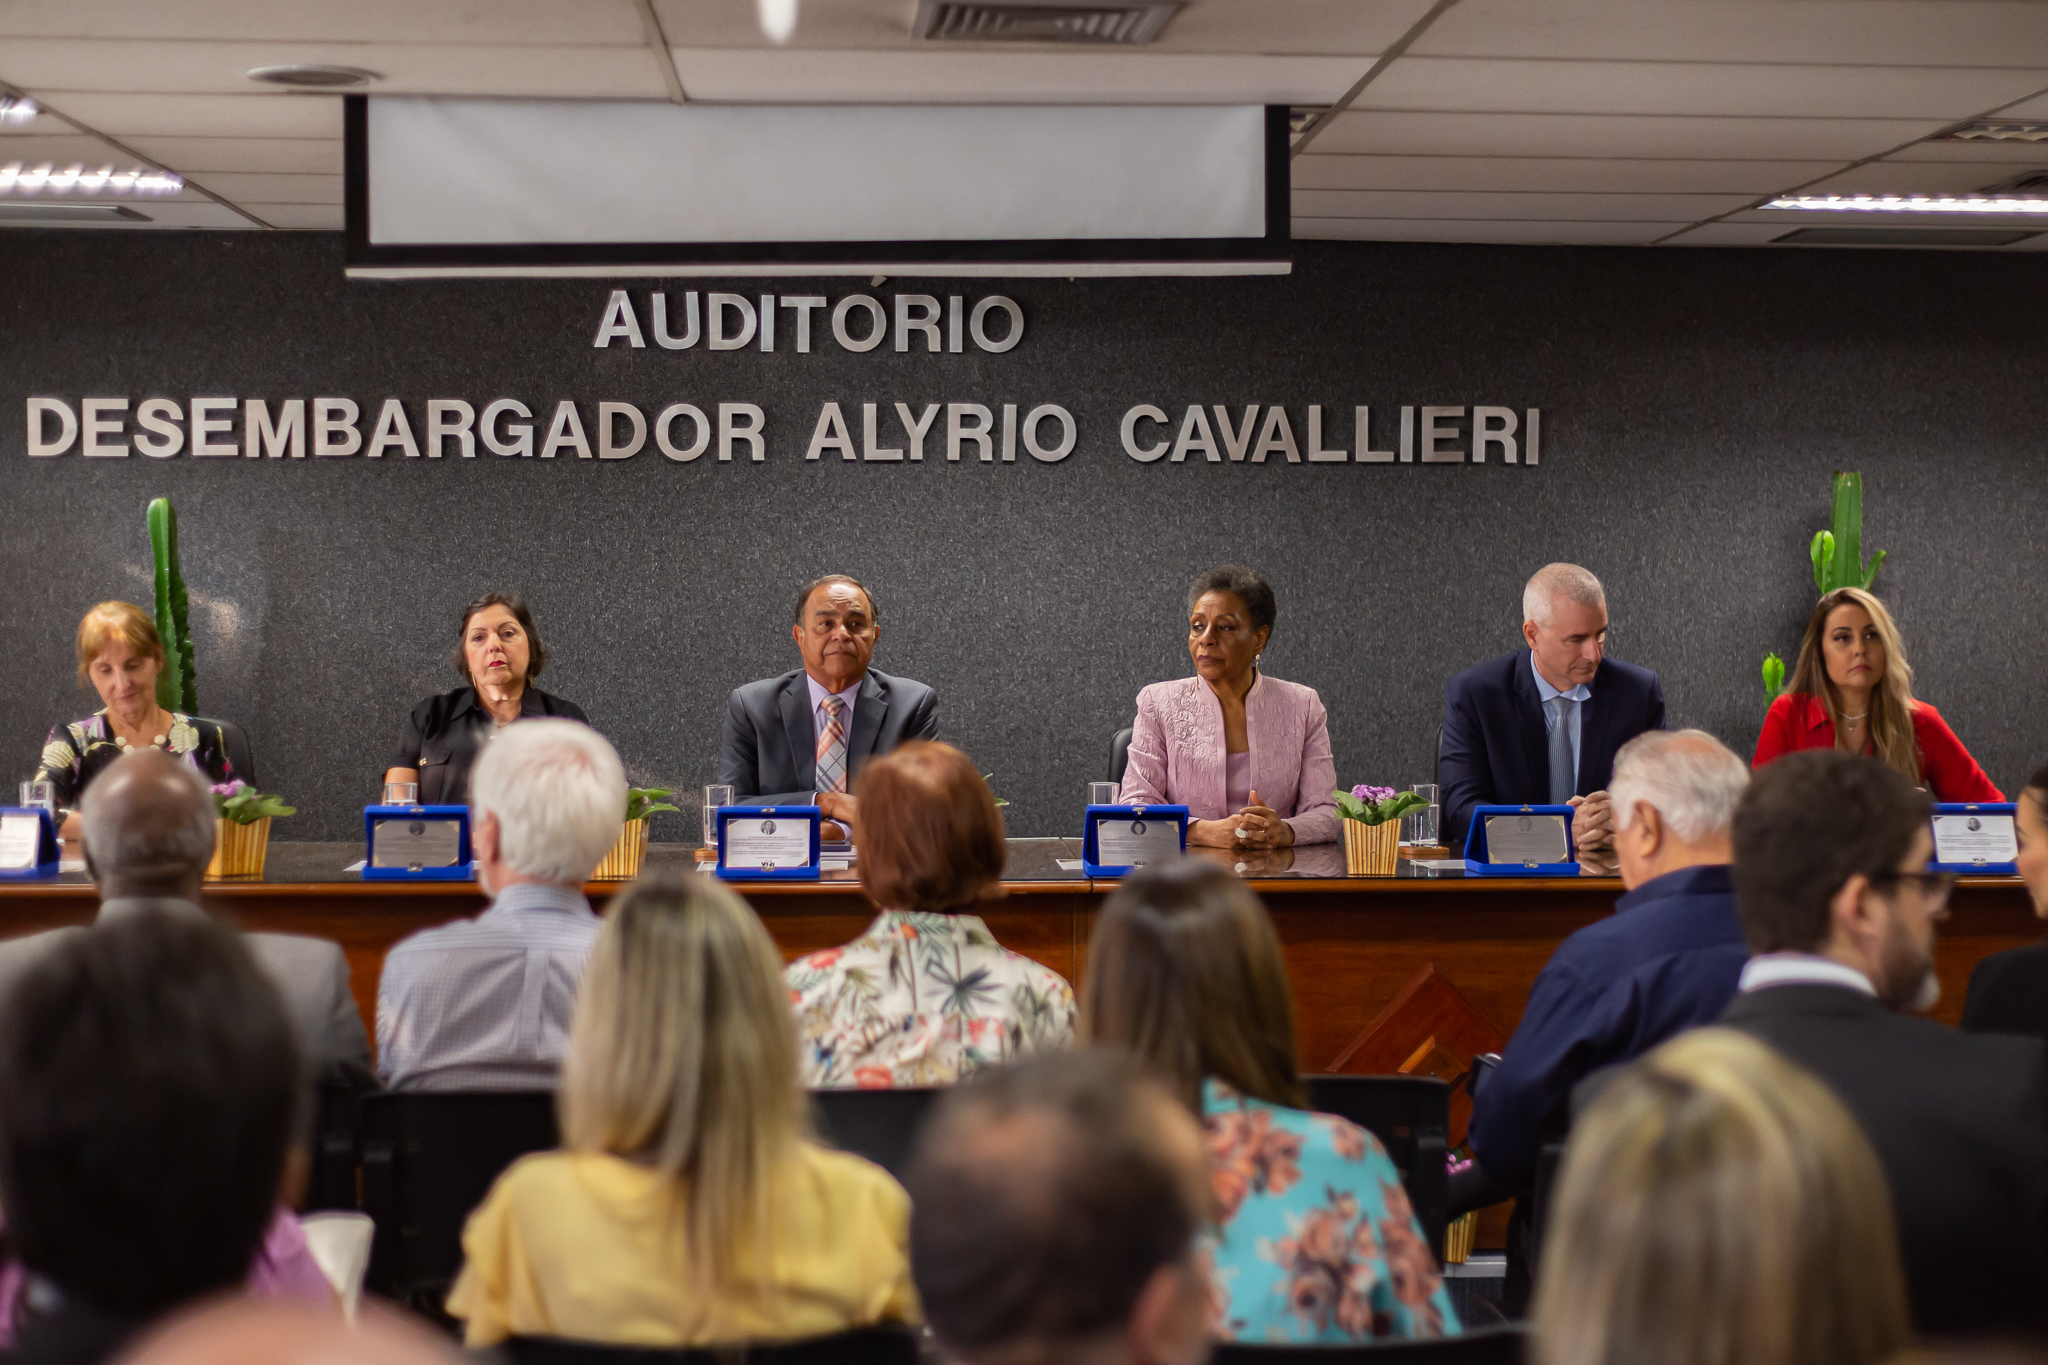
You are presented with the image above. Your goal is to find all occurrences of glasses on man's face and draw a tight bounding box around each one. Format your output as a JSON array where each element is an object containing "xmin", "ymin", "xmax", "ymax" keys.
[{"xmin": 1871, "ymin": 870, "xmax": 1957, "ymax": 911}]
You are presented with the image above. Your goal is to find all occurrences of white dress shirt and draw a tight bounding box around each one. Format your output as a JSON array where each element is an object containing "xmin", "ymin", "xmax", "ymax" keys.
[
  {"xmin": 1737, "ymin": 952, "xmax": 1878, "ymax": 996},
  {"xmin": 376, "ymin": 882, "xmax": 600, "ymax": 1091},
  {"xmin": 1530, "ymin": 651, "xmax": 1592, "ymax": 787}
]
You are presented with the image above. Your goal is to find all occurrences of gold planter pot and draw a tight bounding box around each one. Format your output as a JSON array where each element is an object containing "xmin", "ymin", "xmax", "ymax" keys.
[
  {"xmin": 208, "ymin": 816, "xmax": 271, "ymax": 879},
  {"xmin": 593, "ymin": 819, "xmax": 650, "ymax": 881},
  {"xmin": 1443, "ymin": 1210, "xmax": 1478, "ymax": 1265},
  {"xmin": 1342, "ymin": 817, "xmax": 1401, "ymax": 876}
]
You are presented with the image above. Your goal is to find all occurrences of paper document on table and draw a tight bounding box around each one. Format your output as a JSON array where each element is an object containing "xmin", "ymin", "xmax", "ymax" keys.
[
  {"xmin": 0, "ymin": 815, "xmax": 39, "ymax": 870},
  {"xmin": 371, "ymin": 818, "xmax": 464, "ymax": 869},
  {"xmin": 1096, "ymin": 817, "xmax": 1182, "ymax": 866},
  {"xmin": 1932, "ymin": 813, "xmax": 2017, "ymax": 866},
  {"xmin": 1486, "ymin": 813, "xmax": 1569, "ymax": 865},
  {"xmin": 725, "ymin": 817, "xmax": 813, "ymax": 870},
  {"xmin": 1056, "ymin": 859, "xmax": 1084, "ymax": 871}
]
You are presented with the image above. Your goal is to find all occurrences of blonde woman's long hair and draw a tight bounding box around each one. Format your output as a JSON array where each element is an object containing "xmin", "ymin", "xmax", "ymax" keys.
[
  {"xmin": 559, "ymin": 872, "xmax": 804, "ymax": 1291},
  {"xmin": 1533, "ymin": 1028, "xmax": 1908, "ymax": 1365},
  {"xmin": 1787, "ymin": 586, "xmax": 1920, "ymax": 784}
]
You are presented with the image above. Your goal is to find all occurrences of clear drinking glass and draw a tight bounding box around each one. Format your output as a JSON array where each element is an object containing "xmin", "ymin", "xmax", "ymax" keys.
[
  {"xmin": 1405, "ymin": 783, "xmax": 1440, "ymax": 847},
  {"xmin": 1089, "ymin": 781, "xmax": 1119, "ymax": 806},
  {"xmin": 703, "ymin": 784, "xmax": 735, "ymax": 847},
  {"xmin": 382, "ymin": 781, "xmax": 418, "ymax": 807},
  {"xmin": 18, "ymin": 781, "xmax": 54, "ymax": 812}
]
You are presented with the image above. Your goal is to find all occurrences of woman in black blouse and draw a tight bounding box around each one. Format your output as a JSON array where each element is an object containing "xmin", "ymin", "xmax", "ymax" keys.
[{"xmin": 383, "ymin": 593, "xmax": 589, "ymax": 806}]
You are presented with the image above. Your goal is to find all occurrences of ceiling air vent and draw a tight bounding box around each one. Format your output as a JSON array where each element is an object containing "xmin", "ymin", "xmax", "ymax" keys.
[
  {"xmin": 912, "ymin": 0, "xmax": 1182, "ymax": 44},
  {"xmin": 1936, "ymin": 121, "xmax": 2048, "ymax": 142},
  {"xmin": 1770, "ymin": 226, "xmax": 2038, "ymax": 247}
]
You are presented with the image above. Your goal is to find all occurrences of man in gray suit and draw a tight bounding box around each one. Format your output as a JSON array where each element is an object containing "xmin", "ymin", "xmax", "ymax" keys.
[
  {"xmin": 0, "ymin": 749, "xmax": 370, "ymax": 1075},
  {"xmin": 716, "ymin": 573, "xmax": 939, "ymax": 828}
]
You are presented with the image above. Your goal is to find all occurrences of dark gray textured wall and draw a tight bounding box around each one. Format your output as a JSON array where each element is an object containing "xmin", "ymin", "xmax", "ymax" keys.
[{"xmin": 5, "ymin": 232, "xmax": 2046, "ymax": 842}]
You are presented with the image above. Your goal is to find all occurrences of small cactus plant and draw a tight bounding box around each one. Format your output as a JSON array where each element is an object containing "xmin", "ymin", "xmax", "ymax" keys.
[
  {"xmin": 1761, "ymin": 472, "xmax": 1886, "ymax": 701},
  {"xmin": 148, "ymin": 497, "xmax": 198, "ymax": 714}
]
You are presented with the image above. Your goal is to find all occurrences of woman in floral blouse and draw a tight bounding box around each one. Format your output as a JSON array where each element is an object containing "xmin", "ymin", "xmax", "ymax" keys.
[
  {"xmin": 785, "ymin": 741, "xmax": 1075, "ymax": 1088},
  {"xmin": 1082, "ymin": 858, "xmax": 1460, "ymax": 1345},
  {"xmin": 34, "ymin": 602, "xmax": 236, "ymax": 840}
]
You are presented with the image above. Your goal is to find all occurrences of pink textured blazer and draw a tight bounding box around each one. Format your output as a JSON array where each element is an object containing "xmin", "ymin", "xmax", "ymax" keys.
[{"xmin": 1118, "ymin": 673, "xmax": 1340, "ymax": 845}]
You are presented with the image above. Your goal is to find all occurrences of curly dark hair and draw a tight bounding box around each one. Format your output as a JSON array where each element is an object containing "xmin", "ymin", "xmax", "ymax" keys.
[{"xmin": 1186, "ymin": 564, "xmax": 1276, "ymax": 635}]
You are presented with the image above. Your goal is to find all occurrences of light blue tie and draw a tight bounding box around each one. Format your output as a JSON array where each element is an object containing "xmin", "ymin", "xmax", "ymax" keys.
[{"xmin": 1547, "ymin": 695, "xmax": 1575, "ymax": 805}]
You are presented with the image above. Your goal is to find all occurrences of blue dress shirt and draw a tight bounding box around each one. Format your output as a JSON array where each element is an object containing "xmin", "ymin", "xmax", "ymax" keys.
[
  {"xmin": 1467, "ymin": 863, "xmax": 1749, "ymax": 1191},
  {"xmin": 1529, "ymin": 652, "xmax": 1591, "ymax": 788}
]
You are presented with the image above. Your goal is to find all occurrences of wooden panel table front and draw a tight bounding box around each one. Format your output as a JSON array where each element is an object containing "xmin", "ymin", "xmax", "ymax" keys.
[{"xmin": 0, "ymin": 841, "xmax": 2034, "ymax": 1068}]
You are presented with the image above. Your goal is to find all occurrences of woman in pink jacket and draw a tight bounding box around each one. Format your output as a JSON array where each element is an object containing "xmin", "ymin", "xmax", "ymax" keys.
[{"xmin": 1118, "ymin": 565, "xmax": 1340, "ymax": 849}]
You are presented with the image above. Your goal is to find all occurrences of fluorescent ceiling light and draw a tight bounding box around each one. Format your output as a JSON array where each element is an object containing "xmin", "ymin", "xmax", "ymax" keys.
[
  {"xmin": 1939, "ymin": 122, "xmax": 2048, "ymax": 143},
  {"xmin": 0, "ymin": 96, "xmax": 36, "ymax": 126},
  {"xmin": 0, "ymin": 163, "xmax": 183, "ymax": 196},
  {"xmin": 1764, "ymin": 195, "xmax": 2048, "ymax": 215}
]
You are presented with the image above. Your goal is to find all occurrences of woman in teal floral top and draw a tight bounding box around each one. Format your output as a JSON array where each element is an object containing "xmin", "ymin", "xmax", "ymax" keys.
[
  {"xmin": 1082, "ymin": 859, "xmax": 1459, "ymax": 1344},
  {"xmin": 33, "ymin": 602, "xmax": 237, "ymax": 838}
]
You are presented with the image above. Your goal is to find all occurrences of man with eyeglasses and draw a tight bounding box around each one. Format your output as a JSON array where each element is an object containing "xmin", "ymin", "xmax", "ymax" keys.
[{"xmin": 1722, "ymin": 749, "xmax": 2048, "ymax": 1337}]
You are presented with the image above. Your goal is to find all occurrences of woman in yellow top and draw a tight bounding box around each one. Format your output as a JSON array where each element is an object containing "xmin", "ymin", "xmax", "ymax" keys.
[{"xmin": 447, "ymin": 872, "xmax": 919, "ymax": 1349}]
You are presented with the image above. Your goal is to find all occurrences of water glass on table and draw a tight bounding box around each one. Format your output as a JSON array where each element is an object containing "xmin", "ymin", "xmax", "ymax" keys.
[
  {"xmin": 702, "ymin": 784, "xmax": 734, "ymax": 848},
  {"xmin": 18, "ymin": 781, "xmax": 54, "ymax": 813},
  {"xmin": 382, "ymin": 781, "xmax": 418, "ymax": 807},
  {"xmin": 1402, "ymin": 783, "xmax": 1440, "ymax": 847},
  {"xmin": 1089, "ymin": 781, "xmax": 1119, "ymax": 806}
]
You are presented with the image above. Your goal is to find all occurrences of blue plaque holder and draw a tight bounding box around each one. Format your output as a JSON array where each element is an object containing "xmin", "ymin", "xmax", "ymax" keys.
[
  {"xmin": 1082, "ymin": 803, "xmax": 1189, "ymax": 877},
  {"xmin": 361, "ymin": 804, "xmax": 474, "ymax": 881},
  {"xmin": 716, "ymin": 805, "xmax": 823, "ymax": 882},
  {"xmin": 1930, "ymin": 802, "xmax": 2019, "ymax": 875},
  {"xmin": 1462, "ymin": 804, "xmax": 1581, "ymax": 877},
  {"xmin": 0, "ymin": 808, "xmax": 60, "ymax": 880}
]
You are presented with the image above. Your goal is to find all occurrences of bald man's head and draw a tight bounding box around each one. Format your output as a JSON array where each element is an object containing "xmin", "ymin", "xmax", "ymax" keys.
[{"xmin": 80, "ymin": 750, "xmax": 217, "ymax": 898}]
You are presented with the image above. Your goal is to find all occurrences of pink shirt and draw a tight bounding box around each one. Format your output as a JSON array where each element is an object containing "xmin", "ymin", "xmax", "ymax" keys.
[{"xmin": 1119, "ymin": 673, "xmax": 1340, "ymax": 845}]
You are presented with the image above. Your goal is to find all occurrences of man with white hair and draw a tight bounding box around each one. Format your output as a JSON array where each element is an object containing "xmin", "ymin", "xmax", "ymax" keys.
[
  {"xmin": 0, "ymin": 748, "xmax": 369, "ymax": 1076},
  {"xmin": 1465, "ymin": 729, "xmax": 1750, "ymax": 1200},
  {"xmin": 1439, "ymin": 562, "xmax": 1666, "ymax": 851},
  {"xmin": 377, "ymin": 718, "xmax": 626, "ymax": 1091}
]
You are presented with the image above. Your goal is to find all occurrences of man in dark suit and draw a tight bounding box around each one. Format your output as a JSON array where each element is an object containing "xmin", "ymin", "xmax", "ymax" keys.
[
  {"xmin": 1440, "ymin": 562, "xmax": 1665, "ymax": 853},
  {"xmin": 717, "ymin": 574, "xmax": 939, "ymax": 826},
  {"xmin": 1722, "ymin": 749, "xmax": 2048, "ymax": 1337}
]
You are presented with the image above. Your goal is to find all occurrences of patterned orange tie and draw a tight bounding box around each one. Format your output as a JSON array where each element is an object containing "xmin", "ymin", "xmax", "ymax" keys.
[{"xmin": 815, "ymin": 696, "xmax": 848, "ymax": 795}]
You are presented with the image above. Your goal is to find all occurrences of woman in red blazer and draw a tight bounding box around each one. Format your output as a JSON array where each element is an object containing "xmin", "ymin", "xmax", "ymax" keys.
[{"xmin": 1754, "ymin": 587, "xmax": 2001, "ymax": 801}]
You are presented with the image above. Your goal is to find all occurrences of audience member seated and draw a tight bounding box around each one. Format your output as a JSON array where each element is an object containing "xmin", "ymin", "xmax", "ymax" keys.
[
  {"xmin": 1534, "ymin": 1028, "xmax": 1909, "ymax": 1365},
  {"xmin": 788, "ymin": 740, "xmax": 1075, "ymax": 1087},
  {"xmin": 377, "ymin": 718, "xmax": 624, "ymax": 1090},
  {"xmin": 1753, "ymin": 587, "xmax": 2001, "ymax": 802},
  {"xmin": 1440, "ymin": 563, "xmax": 1666, "ymax": 854},
  {"xmin": 1082, "ymin": 859, "xmax": 1458, "ymax": 1345},
  {"xmin": 1962, "ymin": 761, "xmax": 2048, "ymax": 1043},
  {"xmin": 447, "ymin": 872, "xmax": 917, "ymax": 1349},
  {"xmin": 0, "ymin": 911, "xmax": 306, "ymax": 1365},
  {"xmin": 123, "ymin": 1301, "xmax": 463, "ymax": 1365},
  {"xmin": 1722, "ymin": 750, "xmax": 2048, "ymax": 1337},
  {"xmin": 0, "ymin": 749, "xmax": 367, "ymax": 1076},
  {"xmin": 905, "ymin": 1049, "xmax": 1213, "ymax": 1365},
  {"xmin": 1467, "ymin": 730, "xmax": 1750, "ymax": 1197}
]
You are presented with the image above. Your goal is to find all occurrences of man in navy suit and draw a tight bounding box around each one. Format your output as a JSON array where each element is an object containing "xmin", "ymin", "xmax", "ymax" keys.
[
  {"xmin": 716, "ymin": 574, "xmax": 939, "ymax": 825},
  {"xmin": 1440, "ymin": 563, "xmax": 1665, "ymax": 853}
]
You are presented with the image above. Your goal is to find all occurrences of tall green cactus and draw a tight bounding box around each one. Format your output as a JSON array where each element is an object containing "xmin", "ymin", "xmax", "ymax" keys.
[
  {"xmin": 147, "ymin": 497, "xmax": 198, "ymax": 714},
  {"xmin": 1762, "ymin": 472, "xmax": 1887, "ymax": 701}
]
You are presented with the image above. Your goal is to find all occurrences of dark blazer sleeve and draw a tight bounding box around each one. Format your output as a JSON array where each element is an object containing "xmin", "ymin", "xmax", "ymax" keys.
[
  {"xmin": 716, "ymin": 687, "xmax": 765, "ymax": 798},
  {"xmin": 1439, "ymin": 671, "xmax": 1491, "ymax": 851},
  {"xmin": 1468, "ymin": 957, "xmax": 1599, "ymax": 1192},
  {"xmin": 905, "ymin": 683, "xmax": 939, "ymax": 743},
  {"xmin": 392, "ymin": 698, "xmax": 431, "ymax": 771}
]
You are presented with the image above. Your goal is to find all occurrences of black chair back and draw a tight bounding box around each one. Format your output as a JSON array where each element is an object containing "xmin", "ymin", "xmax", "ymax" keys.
[
  {"xmin": 1213, "ymin": 1325, "xmax": 1523, "ymax": 1364},
  {"xmin": 809, "ymin": 1088, "xmax": 941, "ymax": 1181},
  {"xmin": 1304, "ymin": 1074, "xmax": 1451, "ymax": 1261},
  {"xmin": 1108, "ymin": 725, "xmax": 1134, "ymax": 785},
  {"xmin": 306, "ymin": 1066, "xmax": 378, "ymax": 1212},
  {"xmin": 199, "ymin": 715, "xmax": 259, "ymax": 787},
  {"xmin": 504, "ymin": 1326, "xmax": 920, "ymax": 1365},
  {"xmin": 360, "ymin": 1090, "xmax": 559, "ymax": 1309}
]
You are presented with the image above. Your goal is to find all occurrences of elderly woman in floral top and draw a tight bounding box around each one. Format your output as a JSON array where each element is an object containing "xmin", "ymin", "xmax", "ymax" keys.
[
  {"xmin": 786, "ymin": 741, "xmax": 1075, "ymax": 1088},
  {"xmin": 34, "ymin": 602, "xmax": 236, "ymax": 841},
  {"xmin": 1082, "ymin": 859, "xmax": 1460, "ymax": 1344}
]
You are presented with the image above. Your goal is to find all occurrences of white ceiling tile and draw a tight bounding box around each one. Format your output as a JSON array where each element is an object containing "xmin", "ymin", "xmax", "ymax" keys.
[
  {"xmin": 1293, "ymin": 216, "xmax": 1675, "ymax": 244},
  {"xmin": 652, "ymin": 0, "xmax": 1430, "ymax": 55},
  {"xmin": 1980, "ymin": 89, "xmax": 2048, "ymax": 120},
  {"xmin": 0, "ymin": 0, "xmax": 645, "ymax": 44},
  {"xmin": 1292, "ymin": 187, "xmax": 1744, "ymax": 220},
  {"xmin": 1310, "ymin": 110, "xmax": 1947, "ymax": 161},
  {"xmin": 240, "ymin": 201, "xmax": 343, "ymax": 228},
  {"xmin": 1798, "ymin": 161, "xmax": 2048, "ymax": 195},
  {"xmin": 3, "ymin": 38, "xmax": 668, "ymax": 99},
  {"xmin": 23, "ymin": 92, "xmax": 345, "ymax": 138},
  {"xmin": 668, "ymin": 47, "xmax": 1365, "ymax": 102},
  {"xmin": 0, "ymin": 132, "xmax": 136, "ymax": 163},
  {"xmin": 1413, "ymin": 0, "xmax": 2048, "ymax": 67},
  {"xmin": 186, "ymin": 170, "xmax": 341, "ymax": 203},
  {"xmin": 1291, "ymin": 154, "xmax": 1839, "ymax": 194},
  {"xmin": 122, "ymin": 136, "xmax": 342, "ymax": 173},
  {"xmin": 1359, "ymin": 57, "xmax": 2048, "ymax": 120},
  {"xmin": 1885, "ymin": 138, "xmax": 2048, "ymax": 163}
]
